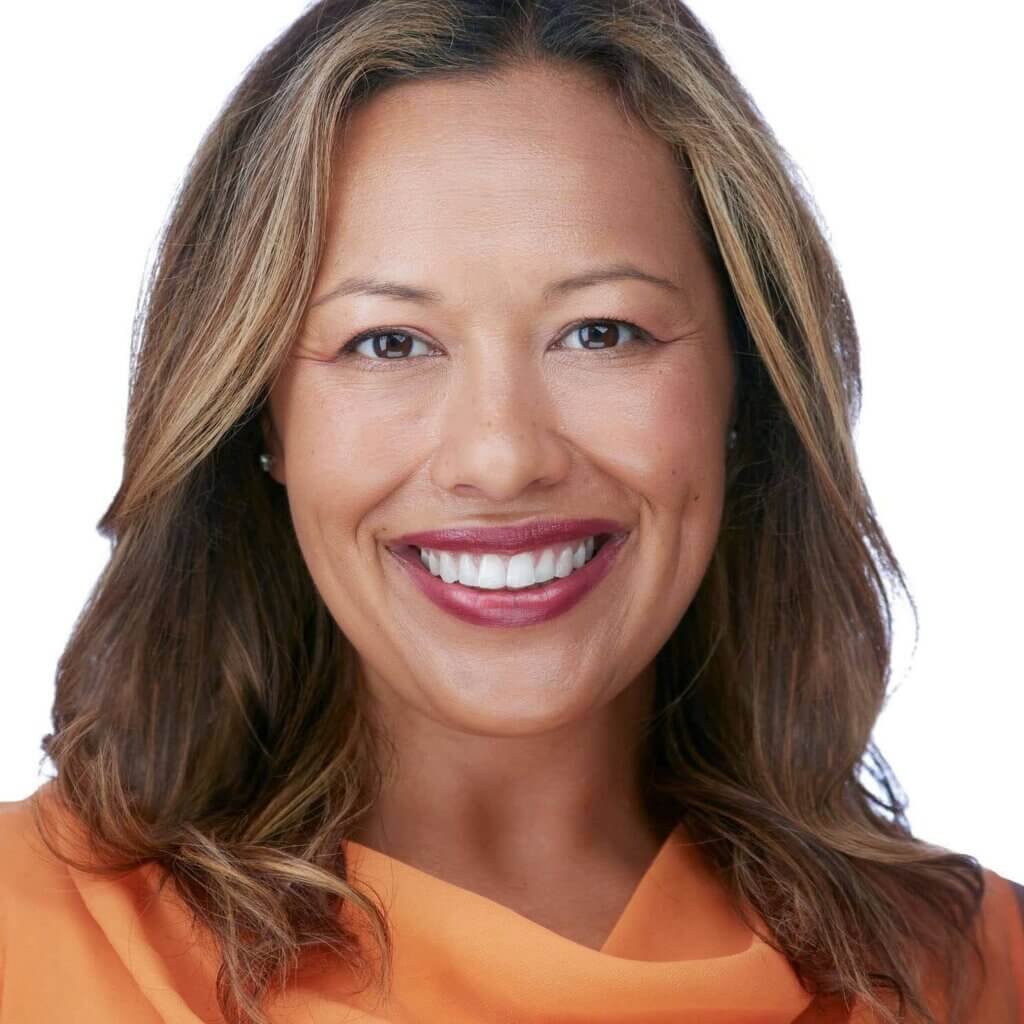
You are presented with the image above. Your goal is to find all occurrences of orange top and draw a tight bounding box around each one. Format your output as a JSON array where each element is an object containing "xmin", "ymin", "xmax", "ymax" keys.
[{"xmin": 1, "ymin": 788, "xmax": 1021, "ymax": 1023}]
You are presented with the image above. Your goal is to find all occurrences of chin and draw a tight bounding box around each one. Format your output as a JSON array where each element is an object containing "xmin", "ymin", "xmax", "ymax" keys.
[{"xmin": 416, "ymin": 673, "xmax": 609, "ymax": 739}]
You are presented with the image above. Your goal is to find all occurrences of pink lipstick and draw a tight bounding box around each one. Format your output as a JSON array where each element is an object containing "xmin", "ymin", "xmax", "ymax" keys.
[
  {"xmin": 384, "ymin": 519, "xmax": 630, "ymax": 628},
  {"xmin": 389, "ymin": 517, "xmax": 627, "ymax": 555}
]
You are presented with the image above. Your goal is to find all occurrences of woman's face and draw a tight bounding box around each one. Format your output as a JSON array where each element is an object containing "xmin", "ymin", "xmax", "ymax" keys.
[{"xmin": 266, "ymin": 63, "xmax": 736, "ymax": 737}]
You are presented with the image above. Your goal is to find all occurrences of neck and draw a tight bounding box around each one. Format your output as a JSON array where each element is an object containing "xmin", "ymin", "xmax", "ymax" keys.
[{"xmin": 349, "ymin": 661, "xmax": 674, "ymax": 878}]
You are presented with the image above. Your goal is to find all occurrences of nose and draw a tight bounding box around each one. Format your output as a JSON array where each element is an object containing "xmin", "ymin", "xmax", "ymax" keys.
[{"xmin": 430, "ymin": 344, "xmax": 572, "ymax": 502}]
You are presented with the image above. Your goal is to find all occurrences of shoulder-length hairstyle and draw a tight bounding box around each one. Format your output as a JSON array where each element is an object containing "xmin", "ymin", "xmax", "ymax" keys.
[{"xmin": 39, "ymin": 1, "xmax": 986, "ymax": 1022}]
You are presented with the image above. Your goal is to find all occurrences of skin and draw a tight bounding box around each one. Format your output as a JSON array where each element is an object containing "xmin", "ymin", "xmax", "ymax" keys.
[{"xmin": 263, "ymin": 62, "xmax": 736, "ymax": 949}]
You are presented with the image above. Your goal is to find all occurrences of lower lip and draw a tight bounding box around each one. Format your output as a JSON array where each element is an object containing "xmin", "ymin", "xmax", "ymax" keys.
[{"xmin": 386, "ymin": 533, "xmax": 630, "ymax": 628}]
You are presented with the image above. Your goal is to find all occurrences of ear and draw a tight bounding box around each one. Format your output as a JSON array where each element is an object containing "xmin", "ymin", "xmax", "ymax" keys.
[{"xmin": 259, "ymin": 407, "xmax": 286, "ymax": 485}]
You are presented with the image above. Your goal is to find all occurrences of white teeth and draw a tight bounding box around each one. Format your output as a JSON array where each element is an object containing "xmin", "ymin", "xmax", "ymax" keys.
[
  {"xmin": 554, "ymin": 546, "xmax": 575, "ymax": 578},
  {"xmin": 417, "ymin": 536, "xmax": 600, "ymax": 590},
  {"xmin": 505, "ymin": 552, "xmax": 536, "ymax": 589},
  {"xmin": 439, "ymin": 550, "xmax": 459, "ymax": 584},
  {"xmin": 457, "ymin": 552, "xmax": 479, "ymax": 587},
  {"xmin": 534, "ymin": 547, "xmax": 556, "ymax": 583},
  {"xmin": 477, "ymin": 554, "xmax": 507, "ymax": 590}
]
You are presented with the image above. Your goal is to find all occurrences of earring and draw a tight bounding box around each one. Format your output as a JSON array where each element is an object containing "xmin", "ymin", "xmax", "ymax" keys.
[
  {"xmin": 259, "ymin": 452, "xmax": 275, "ymax": 473},
  {"xmin": 727, "ymin": 428, "xmax": 738, "ymax": 450}
]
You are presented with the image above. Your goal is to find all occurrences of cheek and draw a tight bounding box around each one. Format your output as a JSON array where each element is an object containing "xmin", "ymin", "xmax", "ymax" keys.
[
  {"xmin": 562, "ymin": 361, "xmax": 727, "ymax": 515},
  {"xmin": 273, "ymin": 371, "xmax": 434, "ymax": 553}
]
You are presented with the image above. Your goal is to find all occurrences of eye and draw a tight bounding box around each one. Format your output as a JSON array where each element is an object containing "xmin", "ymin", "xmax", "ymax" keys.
[
  {"xmin": 336, "ymin": 317, "xmax": 656, "ymax": 365},
  {"xmin": 342, "ymin": 330, "xmax": 433, "ymax": 360},
  {"xmin": 558, "ymin": 318, "xmax": 654, "ymax": 351}
]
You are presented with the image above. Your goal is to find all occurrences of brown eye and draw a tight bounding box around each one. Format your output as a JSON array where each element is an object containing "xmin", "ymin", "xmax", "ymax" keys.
[
  {"xmin": 372, "ymin": 332, "xmax": 415, "ymax": 358},
  {"xmin": 339, "ymin": 318, "xmax": 654, "ymax": 365},
  {"xmin": 344, "ymin": 331, "xmax": 432, "ymax": 360},
  {"xmin": 561, "ymin": 320, "xmax": 651, "ymax": 350}
]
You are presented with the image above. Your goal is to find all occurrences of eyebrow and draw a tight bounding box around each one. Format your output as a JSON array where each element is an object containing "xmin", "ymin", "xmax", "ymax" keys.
[{"xmin": 307, "ymin": 262, "xmax": 684, "ymax": 309}]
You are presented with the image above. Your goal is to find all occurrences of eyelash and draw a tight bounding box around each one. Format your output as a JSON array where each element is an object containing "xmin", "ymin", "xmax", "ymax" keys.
[{"xmin": 336, "ymin": 317, "xmax": 658, "ymax": 367}]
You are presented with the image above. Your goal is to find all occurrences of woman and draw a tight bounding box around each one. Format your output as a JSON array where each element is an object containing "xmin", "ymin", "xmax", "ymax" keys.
[{"xmin": 1, "ymin": 1, "xmax": 1020, "ymax": 1022}]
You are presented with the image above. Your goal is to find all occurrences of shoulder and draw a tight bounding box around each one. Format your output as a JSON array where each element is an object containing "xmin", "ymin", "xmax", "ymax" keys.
[
  {"xmin": 1006, "ymin": 874, "xmax": 1024, "ymax": 923},
  {"xmin": 0, "ymin": 789, "xmax": 186, "ymax": 1021},
  {"xmin": 978, "ymin": 864, "xmax": 1024, "ymax": 935},
  {"xmin": 0, "ymin": 789, "xmax": 84, "ymax": 936},
  {"xmin": 0, "ymin": 789, "xmax": 80, "ymax": 995},
  {"xmin": 967, "ymin": 864, "xmax": 1024, "ymax": 1020},
  {"xmin": 0, "ymin": 790, "xmax": 75, "ymax": 892}
]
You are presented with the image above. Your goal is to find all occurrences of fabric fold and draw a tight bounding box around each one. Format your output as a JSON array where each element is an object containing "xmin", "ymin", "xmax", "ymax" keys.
[{"xmin": 2, "ymin": 790, "xmax": 1021, "ymax": 1023}]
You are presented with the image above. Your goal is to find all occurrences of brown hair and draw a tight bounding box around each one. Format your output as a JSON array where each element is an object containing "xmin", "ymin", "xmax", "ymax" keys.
[{"xmin": 39, "ymin": 1, "xmax": 985, "ymax": 1022}]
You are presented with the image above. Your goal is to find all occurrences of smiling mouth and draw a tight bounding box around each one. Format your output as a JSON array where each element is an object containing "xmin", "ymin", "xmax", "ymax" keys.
[
  {"xmin": 394, "ymin": 533, "xmax": 612, "ymax": 592},
  {"xmin": 384, "ymin": 530, "xmax": 629, "ymax": 629}
]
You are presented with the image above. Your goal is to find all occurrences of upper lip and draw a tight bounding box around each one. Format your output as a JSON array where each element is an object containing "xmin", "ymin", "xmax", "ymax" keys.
[{"xmin": 387, "ymin": 517, "xmax": 629, "ymax": 555}]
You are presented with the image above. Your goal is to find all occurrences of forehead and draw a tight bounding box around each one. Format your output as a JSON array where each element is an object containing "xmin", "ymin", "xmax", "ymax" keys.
[{"xmin": 320, "ymin": 65, "xmax": 710, "ymax": 304}]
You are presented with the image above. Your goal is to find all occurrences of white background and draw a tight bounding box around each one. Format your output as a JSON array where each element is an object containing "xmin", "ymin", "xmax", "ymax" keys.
[{"xmin": 2, "ymin": 3, "xmax": 1020, "ymax": 879}]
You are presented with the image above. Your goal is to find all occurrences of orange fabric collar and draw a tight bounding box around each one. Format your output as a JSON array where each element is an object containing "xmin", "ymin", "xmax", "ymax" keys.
[{"xmin": 312, "ymin": 823, "xmax": 819, "ymax": 1023}]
